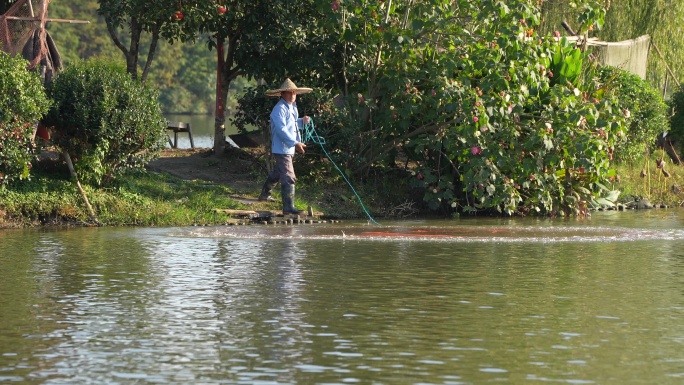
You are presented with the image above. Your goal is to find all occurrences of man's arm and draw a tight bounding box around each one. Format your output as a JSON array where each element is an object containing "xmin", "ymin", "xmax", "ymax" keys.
[{"xmin": 270, "ymin": 104, "xmax": 299, "ymax": 148}]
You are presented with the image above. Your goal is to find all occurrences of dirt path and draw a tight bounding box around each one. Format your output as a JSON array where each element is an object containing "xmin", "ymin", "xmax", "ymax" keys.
[{"xmin": 146, "ymin": 147, "xmax": 267, "ymax": 194}]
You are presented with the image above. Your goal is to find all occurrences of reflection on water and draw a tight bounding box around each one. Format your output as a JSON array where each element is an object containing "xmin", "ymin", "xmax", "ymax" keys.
[{"xmin": 2, "ymin": 210, "xmax": 684, "ymax": 383}]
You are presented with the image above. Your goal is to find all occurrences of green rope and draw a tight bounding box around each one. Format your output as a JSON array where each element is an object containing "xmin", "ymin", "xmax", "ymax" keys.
[{"xmin": 302, "ymin": 120, "xmax": 380, "ymax": 225}]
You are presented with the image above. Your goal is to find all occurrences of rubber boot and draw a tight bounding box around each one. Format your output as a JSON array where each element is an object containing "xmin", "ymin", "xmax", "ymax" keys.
[
  {"xmin": 258, "ymin": 180, "xmax": 277, "ymax": 202},
  {"xmin": 281, "ymin": 183, "xmax": 306, "ymax": 215}
]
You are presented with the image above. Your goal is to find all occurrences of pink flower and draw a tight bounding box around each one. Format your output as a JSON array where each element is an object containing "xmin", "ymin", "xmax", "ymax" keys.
[
  {"xmin": 332, "ymin": 1, "xmax": 339, "ymax": 11},
  {"xmin": 554, "ymin": 30, "xmax": 561, "ymax": 38},
  {"xmin": 358, "ymin": 96, "xmax": 364, "ymax": 103},
  {"xmin": 548, "ymin": 71, "xmax": 553, "ymax": 77},
  {"xmin": 417, "ymin": 173, "xmax": 423, "ymax": 180},
  {"xmin": 431, "ymin": 89, "xmax": 436, "ymax": 96},
  {"xmin": 471, "ymin": 146, "xmax": 482, "ymax": 155},
  {"xmin": 473, "ymin": 116, "xmax": 479, "ymax": 123}
]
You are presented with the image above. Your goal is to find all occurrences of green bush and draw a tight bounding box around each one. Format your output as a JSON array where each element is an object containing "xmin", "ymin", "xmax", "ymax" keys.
[
  {"xmin": 0, "ymin": 52, "xmax": 51, "ymax": 184},
  {"xmin": 42, "ymin": 59, "xmax": 167, "ymax": 185},
  {"xmin": 232, "ymin": 85, "xmax": 273, "ymax": 135},
  {"xmin": 669, "ymin": 84, "xmax": 684, "ymax": 152},
  {"xmin": 597, "ymin": 66, "xmax": 669, "ymax": 162}
]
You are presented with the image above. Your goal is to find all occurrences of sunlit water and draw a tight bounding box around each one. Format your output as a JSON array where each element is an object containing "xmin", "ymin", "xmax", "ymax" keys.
[
  {"xmin": 3, "ymin": 209, "xmax": 684, "ymax": 384},
  {"xmin": 164, "ymin": 114, "xmax": 240, "ymax": 149}
]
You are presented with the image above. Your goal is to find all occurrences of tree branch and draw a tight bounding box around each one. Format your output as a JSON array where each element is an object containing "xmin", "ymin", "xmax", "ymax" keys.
[
  {"xmin": 140, "ymin": 21, "xmax": 163, "ymax": 84},
  {"xmin": 105, "ymin": 19, "xmax": 128, "ymax": 56}
]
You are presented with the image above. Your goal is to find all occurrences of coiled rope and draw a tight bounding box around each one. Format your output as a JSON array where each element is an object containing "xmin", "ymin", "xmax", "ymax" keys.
[{"xmin": 302, "ymin": 120, "xmax": 380, "ymax": 225}]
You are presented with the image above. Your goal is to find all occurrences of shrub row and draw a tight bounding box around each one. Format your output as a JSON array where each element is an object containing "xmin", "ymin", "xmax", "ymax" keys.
[{"xmin": 1, "ymin": 56, "xmax": 167, "ymax": 186}]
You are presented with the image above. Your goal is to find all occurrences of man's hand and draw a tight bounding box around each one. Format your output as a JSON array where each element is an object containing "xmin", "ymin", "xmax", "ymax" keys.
[
  {"xmin": 295, "ymin": 142, "xmax": 306, "ymax": 154},
  {"xmin": 302, "ymin": 116, "xmax": 311, "ymax": 125}
]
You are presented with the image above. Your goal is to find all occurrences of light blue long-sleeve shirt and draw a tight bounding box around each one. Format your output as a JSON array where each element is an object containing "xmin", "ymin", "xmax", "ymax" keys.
[{"xmin": 270, "ymin": 98, "xmax": 302, "ymax": 155}]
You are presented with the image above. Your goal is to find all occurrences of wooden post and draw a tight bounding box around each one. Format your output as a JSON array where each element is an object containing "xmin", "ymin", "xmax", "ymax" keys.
[
  {"xmin": 561, "ymin": 21, "xmax": 576, "ymax": 36},
  {"xmin": 651, "ymin": 39, "xmax": 681, "ymax": 89},
  {"xmin": 63, "ymin": 151, "xmax": 101, "ymax": 226}
]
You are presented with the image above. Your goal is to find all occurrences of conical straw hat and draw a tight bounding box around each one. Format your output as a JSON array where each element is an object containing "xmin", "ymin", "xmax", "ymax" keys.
[{"xmin": 265, "ymin": 78, "xmax": 313, "ymax": 97}]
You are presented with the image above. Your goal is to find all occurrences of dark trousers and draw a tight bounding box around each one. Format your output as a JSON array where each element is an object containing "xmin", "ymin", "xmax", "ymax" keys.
[{"xmin": 265, "ymin": 154, "xmax": 296, "ymax": 186}]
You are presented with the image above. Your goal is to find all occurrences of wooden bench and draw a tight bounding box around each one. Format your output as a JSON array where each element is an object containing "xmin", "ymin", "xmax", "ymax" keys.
[{"xmin": 167, "ymin": 121, "xmax": 194, "ymax": 148}]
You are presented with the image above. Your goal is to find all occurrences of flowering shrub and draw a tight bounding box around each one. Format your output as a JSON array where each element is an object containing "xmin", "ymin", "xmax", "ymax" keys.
[
  {"xmin": 328, "ymin": 0, "xmax": 623, "ymax": 215},
  {"xmin": 238, "ymin": 0, "xmax": 623, "ymax": 216}
]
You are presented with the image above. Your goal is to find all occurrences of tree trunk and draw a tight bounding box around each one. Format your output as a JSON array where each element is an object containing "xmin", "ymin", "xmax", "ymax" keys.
[
  {"xmin": 213, "ymin": 34, "xmax": 244, "ymax": 156},
  {"xmin": 140, "ymin": 22, "xmax": 162, "ymax": 84},
  {"xmin": 213, "ymin": 37, "xmax": 226, "ymax": 155},
  {"xmin": 126, "ymin": 19, "xmax": 142, "ymax": 80}
]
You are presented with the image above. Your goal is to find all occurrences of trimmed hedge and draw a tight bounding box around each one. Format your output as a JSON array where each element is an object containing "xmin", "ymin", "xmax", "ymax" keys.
[
  {"xmin": 598, "ymin": 66, "xmax": 669, "ymax": 162},
  {"xmin": 42, "ymin": 59, "xmax": 168, "ymax": 185}
]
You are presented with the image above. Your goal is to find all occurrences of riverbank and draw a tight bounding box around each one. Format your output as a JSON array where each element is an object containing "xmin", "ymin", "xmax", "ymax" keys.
[
  {"xmin": 0, "ymin": 147, "xmax": 402, "ymax": 228},
  {"xmin": 1, "ymin": 147, "xmax": 683, "ymax": 228}
]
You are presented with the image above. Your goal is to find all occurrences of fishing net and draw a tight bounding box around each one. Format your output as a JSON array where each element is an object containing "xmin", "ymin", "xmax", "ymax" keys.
[
  {"xmin": 0, "ymin": 0, "xmax": 49, "ymax": 70},
  {"xmin": 596, "ymin": 35, "xmax": 650, "ymax": 80}
]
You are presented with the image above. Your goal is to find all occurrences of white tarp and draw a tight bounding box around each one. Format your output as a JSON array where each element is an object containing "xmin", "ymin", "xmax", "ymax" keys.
[
  {"xmin": 566, "ymin": 35, "xmax": 651, "ymax": 79},
  {"xmin": 598, "ymin": 35, "xmax": 651, "ymax": 79},
  {"xmin": 594, "ymin": 34, "xmax": 650, "ymax": 79}
]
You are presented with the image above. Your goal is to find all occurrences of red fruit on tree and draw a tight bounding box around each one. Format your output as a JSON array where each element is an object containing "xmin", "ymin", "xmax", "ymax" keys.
[
  {"xmin": 218, "ymin": 6, "xmax": 226, "ymax": 14},
  {"xmin": 172, "ymin": 10, "xmax": 184, "ymax": 20}
]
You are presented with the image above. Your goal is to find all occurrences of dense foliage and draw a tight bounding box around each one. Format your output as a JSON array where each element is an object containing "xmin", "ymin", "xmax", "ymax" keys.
[
  {"xmin": 3, "ymin": 0, "xmax": 676, "ymax": 218},
  {"xmin": 668, "ymin": 85, "xmax": 684, "ymax": 153},
  {"xmin": 42, "ymin": 1, "xmax": 684, "ymax": 116},
  {"xmin": 231, "ymin": 0, "xmax": 627, "ymax": 216},
  {"xmin": 46, "ymin": 1, "xmax": 217, "ymax": 114},
  {"xmin": 597, "ymin": 66, "xmax": 669, "ymax": 162},
  {"xmin": 41, "ymin": 59, "xmax": 167, "ymax": 185},
  {"xmin": 0, "ymin": 52, "xmax": 51, "ymax": 184}
]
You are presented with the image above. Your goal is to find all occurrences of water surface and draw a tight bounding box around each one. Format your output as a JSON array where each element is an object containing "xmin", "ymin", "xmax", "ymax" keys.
[{"xmin": 2, "ymin": 210, "xmax": 684, "ymax": 384}]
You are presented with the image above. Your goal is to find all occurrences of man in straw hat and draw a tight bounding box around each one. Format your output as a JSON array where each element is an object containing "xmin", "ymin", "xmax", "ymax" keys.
[{"xmin": 258, "ymin": 78, "xmax": 313, "ymax": 215}]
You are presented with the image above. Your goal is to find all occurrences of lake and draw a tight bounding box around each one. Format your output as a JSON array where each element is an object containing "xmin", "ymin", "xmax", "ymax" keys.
[
  {"xmin": 165, "ymin": 114, "xmax": 245, "ymax": 149},
  {"xmin": 2, "ymin": 209, "xmax": 684, "ymax": 383}
]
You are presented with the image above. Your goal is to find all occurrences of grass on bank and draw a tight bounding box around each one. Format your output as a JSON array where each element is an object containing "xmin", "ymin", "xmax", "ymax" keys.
[
  {"xmin": 613, "ymin": 153, "xmax": 684, "ymax": 208},
  {"xmin": 0, "ymin": 169, "xmax": 247, "ymax": 227},
  {"xmin": 0, "ymin": 165, "xmax": 401, "ymax": 228}
]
